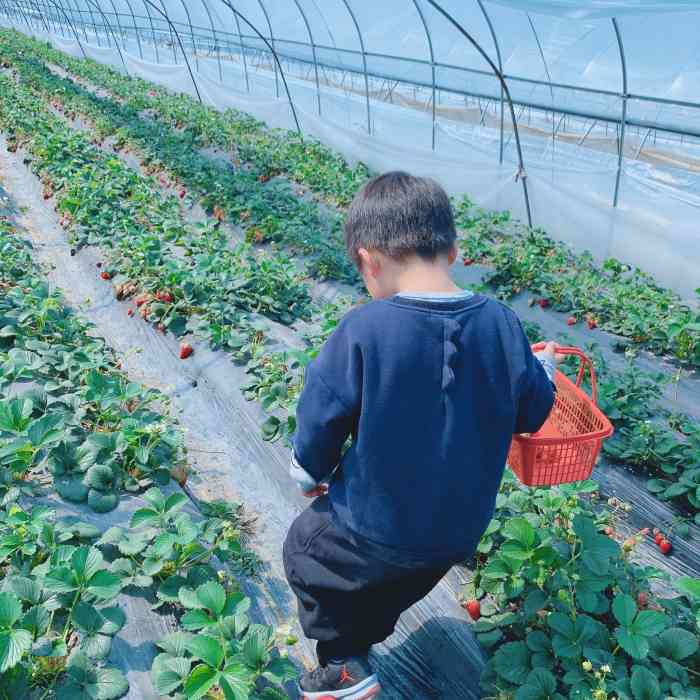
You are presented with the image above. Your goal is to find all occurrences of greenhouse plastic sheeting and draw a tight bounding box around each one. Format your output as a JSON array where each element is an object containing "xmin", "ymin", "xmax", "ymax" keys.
[{"xmin": 9, "ymin": 19, "xmax": 697, "ymax": 302}]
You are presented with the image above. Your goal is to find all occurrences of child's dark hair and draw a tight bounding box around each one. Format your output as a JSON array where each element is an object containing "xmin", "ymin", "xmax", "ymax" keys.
[{"xmin": 344, "ymin": 171, "xmax": 457, "ymax": 265}]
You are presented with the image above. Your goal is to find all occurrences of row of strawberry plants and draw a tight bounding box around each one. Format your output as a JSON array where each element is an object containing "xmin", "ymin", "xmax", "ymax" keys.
[
  {"xmin": 0, "ymin": 31, "xmax": 359, "ymax": 282},
  {"xmin": 13, "ymin": 30, "xmax": 700, "ymax": 369},
  {"xmin": 592, "ymin": 351, "xmax": 700, "ymax": 525},
  {"xmin": 456, "ymin": 197, "xmax": 700, "ymax": 366},
  {"xmin": 0, "ymin": 220, "xmax": 295, "ymax": 698},
  {"xmin": 20, "ymin": 32, "xmax": 370, "ymax": 208},
  {"xmin": 0, "ymin": 69, "xmax": 312, "ymax": 354},
  {"xmin": 19, "ymin": 29, "xmax": 700, "ymax": 369},
  {"xmin": 465, "ymin": 472, "xmax": 700, "ymax": 700},
  {"xmin": 4, "ymin": 42, "xmax": 700, "ymax": 697},
  {"xmin": 30, "ymin": 29, "xmax": 700, "ymax": 526},
  {"xmin": 0, "ymin": 36, "xmax": 357, "ymax": 283}
]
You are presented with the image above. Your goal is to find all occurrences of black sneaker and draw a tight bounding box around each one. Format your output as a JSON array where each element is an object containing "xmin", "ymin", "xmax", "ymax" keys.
[{"xmin": 299, "ymin": 656, "xmax": 381, "ymax": 699}]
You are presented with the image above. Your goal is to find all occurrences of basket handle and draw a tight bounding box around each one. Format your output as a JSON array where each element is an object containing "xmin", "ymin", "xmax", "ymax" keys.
[{"xmin": 531, "ymin": 343, "xmax": 598, "ymax": 405}]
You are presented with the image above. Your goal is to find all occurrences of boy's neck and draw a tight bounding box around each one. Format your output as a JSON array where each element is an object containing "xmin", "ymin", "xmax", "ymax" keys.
[{"xmin": 392, "ymin": 263, "xmax": 461, "ymax": 296}]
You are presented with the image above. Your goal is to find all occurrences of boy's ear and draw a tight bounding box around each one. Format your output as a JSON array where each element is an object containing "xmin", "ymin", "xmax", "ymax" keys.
[
  {"xmin": 357, "ymin": 248, "xmax": 381, "ymax": 277},
  {"xmin": 447, "ymin": 243, "xmax": 458, "ymax": 265}
]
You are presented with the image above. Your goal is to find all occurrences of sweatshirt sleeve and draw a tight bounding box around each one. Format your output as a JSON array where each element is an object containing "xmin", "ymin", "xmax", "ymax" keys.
[
  {"xmin": 291, "ymin": 317, "xmax": 362, "ymax": 489},
  {"xmin": 512, "ymin": 320, "xmax": 556, "ymax": 435}
]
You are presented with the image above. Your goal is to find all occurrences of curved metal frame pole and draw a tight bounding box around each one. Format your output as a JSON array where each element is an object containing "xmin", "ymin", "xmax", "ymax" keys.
[
  {"xmin": 151, "ymin": 0, "xmax": 175, "ymax": 62},
  {"xmin": 339, "ymin": 0, "xmax": 370, "ymax": 134},
  {"xmin": 412, "ymin": 0, "xmax": 437, "ymax": 150},
  {"xmin": 526, "ymin": 12, "xmax": 557, "ymax": 156},
  {"xmin": 5, "ymin": 0, "xmax": 35, "ymax": 31},
  {"xmin": 141, "ymin": 0, "xmax": 201, "ymax": 101},
  {"xmin": 175, "ymin": 0, "xmax": 195, "ymax": 69},
  {"xmin": 34, "ymin": 0, "xmax": 57, "ymax": 33},
  {"xmin": 476, "ymin": 0, "xmax": 504, "ymax": 163},
  {"xmin": 64, "ymin": 0, "xmax": 89, "ymax": 42},
  {"xmin": 254, "ymin": 0, "xmax": 278, "ymax": 98},
  {"xmin": 612, "ymin": 17, "xmax": 627, "ymax": 208},
  {"xmin": 49, "ymin": 0, "xmax": 69, "ymax": 36},
  {"xmin": 198, "ymin": 0, "xmax": 221, "ymax": 81},
  {"xmin": 139, "ymin": 0, "xmax": 158, "ymax": 62},
  {"xmin": 122, "ymin": 0, "xmax": 142, "ymax": 58},
  {"xmin": 30, "ymin": 0, "xmax": 54, "ymax": 33},
  {"xmin": 85, "ymin": 0, "xmax": 130, "ymax": 67},
  {"xmin": 0, "ymin": 0, "xmax": 24, "ymax": 28},
  {"xmin": 83, "ymin": 0, "xmax": 102, "ymax": 45},
  {"xmin": 7, "ymin": 0, "xmax": 36, "ymax": 30},
  {"xmin": 25, "ymin": 0, "xmax": 52, "ymax": 34},
  {"xmin": 52, "ymin": 0, "xmax": 88, "ymax": 54},
  {"xmin": 218, "ymin": 0, "xmax": 302, "ymax": 135},
  {"xmin": 230, "ymin": 4, "xmax": 249, "ymax": 92},
  {"xmin": 103, "ymin": 0, "xmax": 126, "ymax": 48},
  {"xmin": 425, "ymin": 0, "xmax": 533, "ymax": 228},
  {"xmin": 291, "ymin": 0, "xmax": 321, "ymax": 115},
  {"xmin": 53, "ymin": 0, "xmax": 71, "ymax": 35},
  {"xmin": 34, "ymin": 0, "xmax": 88, "ymax": 57}
]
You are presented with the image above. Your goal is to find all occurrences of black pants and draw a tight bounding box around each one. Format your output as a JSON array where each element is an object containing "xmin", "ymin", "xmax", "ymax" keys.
[{"xmin": 283, "ymin": 496, "xmax": 451, "ymax": 666}]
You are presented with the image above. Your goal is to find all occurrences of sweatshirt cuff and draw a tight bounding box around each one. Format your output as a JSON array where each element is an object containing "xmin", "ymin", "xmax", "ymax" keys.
[
  {"xmin": 290, "ymin": 452, "xmax": 319, "ymax": 492},
  {"xmin": 534, "ymin": 352, "xmax": 556, "ymax": 382}
]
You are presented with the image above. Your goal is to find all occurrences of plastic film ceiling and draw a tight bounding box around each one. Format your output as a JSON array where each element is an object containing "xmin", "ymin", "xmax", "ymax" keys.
[{"xmin": 2, "ymin": 1, "xmax": 700, "ymax": 298}]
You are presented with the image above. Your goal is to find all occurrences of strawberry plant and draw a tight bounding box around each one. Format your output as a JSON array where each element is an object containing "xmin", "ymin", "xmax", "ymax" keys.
[
  {"xmin": 151, "ymin": 581, "xmax": 295, "ymax": 699},
  {"xmin": 455, "ymin": 197, "xmax": 700, "ymax": 366},
  {"xmin": 467, "ymin": 473, "xmax": 700, "ymax": 699},
  {"xmin": 0, "ymin": 36, "xmax": 358, "ymax": 284},
  {"xmin": 0, "ymin": 220, "xmax": 296, "ymax": 697}
]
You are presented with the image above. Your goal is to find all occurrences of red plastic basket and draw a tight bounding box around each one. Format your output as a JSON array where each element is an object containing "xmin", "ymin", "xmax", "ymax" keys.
[{"xmin": 508, "ymin": 344, "xmax": 614, "ymax": 487}]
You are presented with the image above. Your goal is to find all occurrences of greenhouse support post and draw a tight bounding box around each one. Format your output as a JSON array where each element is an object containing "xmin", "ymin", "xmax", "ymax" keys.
[
  {"xmin": 85, "ymin": 0, "xmax": 128, "ymax": 71},
  {"xmin": 340, "ymin": 0, "xmax": 370, "ymax": 135},
  {"xmin": 142, "ymin": 0, "xmax": 200, "ymax": 101},
  {"xmin": 123, "ymin": 0, "xmax": 143, "ymax": 59},
  {"xmin": 198, "ymin": 0, "xmax": 221, "ymax": 81},
  {"xmin": 217, "ymin": 0, "xmax": 302, "ymax": 136},
  {"xmin": 476, "ymin": 0, "xmax": 504, "ymax": 163},
  {"xmin": 412, "ymin": 0, "xmax": 436, "ymax": 150},
  {"xmin": 291, "ymin": 0, "xmax": 321, "ymax": 116},
  {"xmin": 425, "ymin": 0, "xmax": 533, "ymax": 229},
  {"xmin": 42, "ymin": 0, "xmax": 88, "ymax": 58},
  {"xmin": 253, "ymin": 0, "xmax": 279, "ymax": 99},
  {"xmin": 612, "ymin": 17, "xmax": 627, "ymax": 208},
  {"xmin": 231, "ymin": 5, "xmax": 249, "ymax": 92}
]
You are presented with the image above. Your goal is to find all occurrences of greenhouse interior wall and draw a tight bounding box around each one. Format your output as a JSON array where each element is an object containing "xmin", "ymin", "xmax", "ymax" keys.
[{"xmin": 2, "ymin": 0, "xmax": 700, "ymax": 300}]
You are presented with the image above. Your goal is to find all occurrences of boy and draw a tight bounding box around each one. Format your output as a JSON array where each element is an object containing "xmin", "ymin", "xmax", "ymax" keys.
[{"xmin": 283, "ymin": 172, "xmax": 557, "ymax": 699}]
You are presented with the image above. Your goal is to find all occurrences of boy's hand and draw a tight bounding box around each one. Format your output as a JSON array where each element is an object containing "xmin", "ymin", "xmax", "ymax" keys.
[
  {"xmin": 539, "ymin": 341, "xmax": 563, "ymax": 364},
  {"xmin": 303, "ymin": 484, "xmax": 328, "ymax": 498},
  {"xmin": 535, "ymin": 341, "xmax": 563, "ymax": 383}
]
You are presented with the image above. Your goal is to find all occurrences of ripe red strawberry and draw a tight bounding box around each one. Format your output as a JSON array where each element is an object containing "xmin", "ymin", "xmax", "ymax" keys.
[
  {"xmin": 179, "ymin": 343, "xmax": 193, "ymax": 360},
  {"xmin": 659, "ymin": 539, "xmax": 672, "ymax": 555},
  {"xmin": 587, "ymin": 318, "xmax": 598, "ymax": 330},
  {"xmin": 463, "ymin": 258, "xmax": 474, "ymax": 266},
  {"xmin": 100, "ymin": 271, "xmax": 111, "ymax": 281},
  {"xmin": 127, "ymin": 308, "xmax": 134, "ymax": 317},
  {"xmin": 654, "ymin": 533, "xmax": 664, "ymax": 545},
  {"xmin": 637, "ymin": 592, "xmax": 648, "ymax": 608},
  {"xmin": 156, "ymin": 291, "xmax": 173, "ymax": 303},
  {"xmin": 567, "ymin": 316, "xmax": 577, "ymax": 326},
  {"xmin": 179, "ymin": 189, "xmax": 186, "ymax": 199},
  {"xmin": 464, "ymin": 599, "xmax": 481, "ymax": 621},
  {"xmin": 538, "ymin": 299, "xmax": 550, "ymax": 309}
]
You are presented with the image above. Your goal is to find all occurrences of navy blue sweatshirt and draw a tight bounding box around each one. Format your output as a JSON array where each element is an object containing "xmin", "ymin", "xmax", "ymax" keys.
[{"xmin": 292, "ymin": 293, "xmax": 555, "ymax": 566}]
